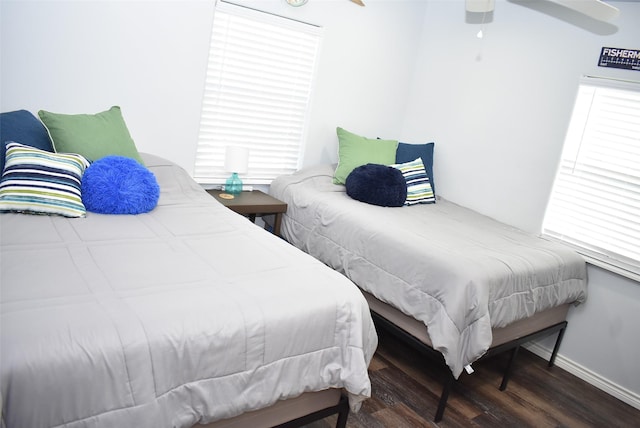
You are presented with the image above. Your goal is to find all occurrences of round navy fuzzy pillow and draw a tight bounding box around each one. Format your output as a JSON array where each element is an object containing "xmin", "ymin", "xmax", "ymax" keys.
[
  {"xmin": 345, "ymin": 163, "xmax": 407, "ymax": 207},
  {"xmin": 81, "ymin": 155, "xmax": 160, "ymax": 214}
]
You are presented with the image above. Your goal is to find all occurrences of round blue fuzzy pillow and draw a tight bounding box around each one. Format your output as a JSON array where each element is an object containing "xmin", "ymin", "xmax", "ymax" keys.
[
  {"xmin": 81, "ymin": 155, "xmax": 160, "ymax": 214},
  {"xmin": 345, "ymin": 163, "xmax": 407, "ymax": 207}
]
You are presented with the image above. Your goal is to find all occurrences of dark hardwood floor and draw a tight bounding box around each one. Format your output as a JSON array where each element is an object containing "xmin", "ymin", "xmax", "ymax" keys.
[{"xmin": 305, "ymin": 329, "xmax": 640, "ymax": 428}]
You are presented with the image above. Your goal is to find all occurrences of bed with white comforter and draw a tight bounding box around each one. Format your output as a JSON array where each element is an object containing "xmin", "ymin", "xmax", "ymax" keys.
[
  {"xmin": 269, "ymin": 164, "xmax": 588, "ymax": 379},
  {"xmin": 0, "ymin": 154, "xmax": 377, "ymax": 428}
]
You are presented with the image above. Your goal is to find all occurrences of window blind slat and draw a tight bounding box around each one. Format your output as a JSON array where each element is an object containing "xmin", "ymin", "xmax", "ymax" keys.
[
  {"xmin": 194, "ymin": 1, "xmax": 322, "ymax": 184},
  {"xmin": 542, "ymin": 77, "xmax": 640, "ymax": 280}
]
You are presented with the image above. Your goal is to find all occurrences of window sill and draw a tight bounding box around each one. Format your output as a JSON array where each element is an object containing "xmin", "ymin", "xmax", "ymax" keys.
[{"xmin": 540, "ymin": 235, "xmax": 640, "ymax": 284}]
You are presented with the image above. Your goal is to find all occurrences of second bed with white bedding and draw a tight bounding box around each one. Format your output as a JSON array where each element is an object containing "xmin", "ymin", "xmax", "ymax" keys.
[{"xmin": 270, "ymin": 164, "xmax": 588, "ymax": 379}]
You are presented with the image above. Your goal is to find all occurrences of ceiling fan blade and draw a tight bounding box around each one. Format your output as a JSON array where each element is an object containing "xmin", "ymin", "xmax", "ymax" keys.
[
  {"xmin": 549, "ymin": 0, "xmax": 619, "ymax": 21},
  {"xmin": 350, "ymin": 0, "xmax": 365, "ymax": 6}
]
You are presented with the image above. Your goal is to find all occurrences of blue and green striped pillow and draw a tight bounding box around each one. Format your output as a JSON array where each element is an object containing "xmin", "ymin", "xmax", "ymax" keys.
[
  {"xmin": 391, "ymin": 157, "xmax": 435, "ymax": 205},
  {"xmin": 0, "ymin": 142, "xmax": 90, "ymax": 217}
]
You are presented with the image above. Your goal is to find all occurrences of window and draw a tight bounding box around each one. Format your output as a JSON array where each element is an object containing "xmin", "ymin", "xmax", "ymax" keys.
[
  {"xmin": 542, "ymin": 76, "xmax": 640, "ymax": 281},
  {"xmin": 194, "ymin": 1, "xmax": 322, "ymax": 185}
]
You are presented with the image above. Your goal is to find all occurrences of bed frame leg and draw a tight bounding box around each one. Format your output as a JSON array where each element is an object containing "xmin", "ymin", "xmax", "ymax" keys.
[
  {"xmin": 334, "ymin": 394, "xmax": 350, "ymax": 428},
  {"xmin": 434, "ymin": 373, "xmax": 455, "ymax": 422},
  {"xmin": 498, "ymin": 321, "xmax": 568, "ymax": 391},
  {"xmin": 549, "ymin": 322, "xmax": 567, "ymax": 367},
  {"xmin": 499, "ymin": 345, "xmax": 520, "ymax": 391}
]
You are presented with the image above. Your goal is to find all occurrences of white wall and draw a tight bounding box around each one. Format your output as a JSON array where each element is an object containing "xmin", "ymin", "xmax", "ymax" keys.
[
  {"xmin": 0, "ymin": 0, "xmax": 426, "ymax": 175},
  {"xmin": 1, "ymin": 0, "xmax": 639, "ymax": 409},
  {"xmin": 401, "ymin": 0, "xmax": 640, "ymax": 406},
  {"xmin": 0, "ymin": 0, "xmax": 215, "ymax": 174}
]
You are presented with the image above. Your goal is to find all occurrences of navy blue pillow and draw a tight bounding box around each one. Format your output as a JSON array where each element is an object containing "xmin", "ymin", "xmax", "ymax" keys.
[
  {"xmin": 81, "ymin": 156, "xmax": 160, "ymax": 214},
  {"xmin": 345, "ymin": 163, "xmax": 407, "ymax": 207},
  {"xmin": 396, "ymin": 142, "xmax": 435, "ymax": 195},
  {"xmin": 0, "ymin": 110, "xmax": 55, "ymax": 173}
]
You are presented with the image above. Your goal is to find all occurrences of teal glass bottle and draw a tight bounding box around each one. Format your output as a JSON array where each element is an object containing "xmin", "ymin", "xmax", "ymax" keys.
[{"xmin": 225, "ymin": 172, "xmax": 243, "ymax": 195}]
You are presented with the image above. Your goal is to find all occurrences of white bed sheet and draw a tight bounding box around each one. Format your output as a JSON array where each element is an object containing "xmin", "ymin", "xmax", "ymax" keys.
[
  {"xmin": 269, "ymin": 164, "xmax": 587, "ymax": 379},
  {"xmin": 0, "ymin": 154, "xmax": 377, "ymax": 428}
]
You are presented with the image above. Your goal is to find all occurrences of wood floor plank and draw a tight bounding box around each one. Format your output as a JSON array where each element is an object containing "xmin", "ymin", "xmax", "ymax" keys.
[{"xmin": 372, "ymin": 403, "xmax": 426, "ymax": 428}]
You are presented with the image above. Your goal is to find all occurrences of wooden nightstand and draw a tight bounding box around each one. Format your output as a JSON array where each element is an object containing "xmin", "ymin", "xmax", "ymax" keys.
[{"xmin": 206, "ymin": 189, "xmax": 288, "ymax": 236}]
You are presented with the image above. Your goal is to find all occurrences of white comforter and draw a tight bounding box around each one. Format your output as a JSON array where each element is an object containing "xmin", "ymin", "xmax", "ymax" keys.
[
  {"xmin": 270, "ymin": 164, "xmax": 588, "ymax": 379},
  {"xmin": 0, "ymin": 154, "xmax": 377, "ymax": 428}
]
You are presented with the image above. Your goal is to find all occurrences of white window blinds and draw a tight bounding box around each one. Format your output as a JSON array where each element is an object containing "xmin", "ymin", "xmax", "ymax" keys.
[
  {"xmin": 542, "ymin": 77, "xmax": 640, "ymax": 280},
  {"xmin": 194, "ymin": 1, "xmax": 322, "ymax": 185}
]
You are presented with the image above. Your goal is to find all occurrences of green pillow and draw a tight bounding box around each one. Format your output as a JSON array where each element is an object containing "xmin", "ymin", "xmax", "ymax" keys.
[
  {"xmin": 333, "ymin": 127, "xmax": 398, "ymax": 184},
  {"xmin": 38, "ymin": 106, "xmax": 144, "ymax": 164}
]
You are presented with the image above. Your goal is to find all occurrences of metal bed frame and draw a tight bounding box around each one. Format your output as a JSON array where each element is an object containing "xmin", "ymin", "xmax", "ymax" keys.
[{"xmin": 373, "ymin": 311, "xmax": 567, "ymax": 421}]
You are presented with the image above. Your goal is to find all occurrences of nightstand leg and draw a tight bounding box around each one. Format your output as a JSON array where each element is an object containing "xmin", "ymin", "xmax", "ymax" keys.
[{"xmin": 274, "ymin": 213, "xmax": 283, "ymax": 237}]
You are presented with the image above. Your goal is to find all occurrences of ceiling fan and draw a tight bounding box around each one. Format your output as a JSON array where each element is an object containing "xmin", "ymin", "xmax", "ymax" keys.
[
  {"xmin": 466, "ymin": 0, "xmax": 620, "ymax": 22},
  {"xmin": 288, "ymin": 0, "xmax": 619, "ymax": 22},
  {"xmin": 346, "ymin": 0, "xmax": 621, "ymax": 21}
]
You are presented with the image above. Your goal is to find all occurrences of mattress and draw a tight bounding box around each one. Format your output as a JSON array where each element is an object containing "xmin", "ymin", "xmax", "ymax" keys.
[
  {"xmin": 269, "ymin": 164, "xmax": 588, "ymax": 378},
  {"xmin": 0, "ymin": 154, "xmax": 377, "ymax": 428}
]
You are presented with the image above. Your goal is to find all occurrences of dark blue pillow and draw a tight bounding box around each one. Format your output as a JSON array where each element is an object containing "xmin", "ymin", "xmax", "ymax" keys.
[
  {"xmin": 396, "ymin": 142, "xmax": 435, "ymax": 195},
  {"xmin": 81, "ymin": 156, "xmax": 160, "ymax": 214},
  {"xmin": 0, "ymin": 110, "xmax": 55, "ymax": 172},
  {"xmin": 345, "ymin": 163, "xmax": 407, "ymax": 207}
]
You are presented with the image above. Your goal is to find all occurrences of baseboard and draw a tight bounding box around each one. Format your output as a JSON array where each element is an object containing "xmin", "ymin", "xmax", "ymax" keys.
[{"xmin": 524, "ymin": 343, "xmax": 640, "ymax": 411}]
